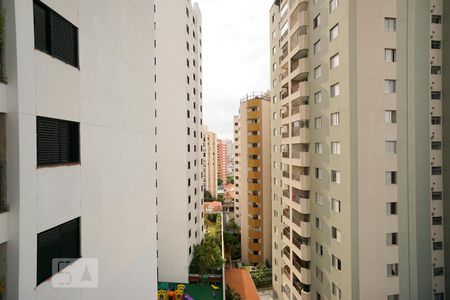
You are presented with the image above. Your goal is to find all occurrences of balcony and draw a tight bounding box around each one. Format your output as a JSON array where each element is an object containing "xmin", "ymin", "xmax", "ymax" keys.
[
  {"xmin": 293, "ymin": 274, "xmax": 311, "ymax": 295},
  {"xmin": 283, "ymin": 265, "xmax": 291, "ymax": 280},
  {"xmin": 290, "ymin": 58, "xmax": 309, "ymax": 82},
  {"xmin": 283, "ymin": 208, "xmax": 290, "ymax": 219},
  {"xmin": 282, "ymin": 188, "xmax": 290, "ymax": 199},
  {"xmin": 283, "ymin": 226, "xmax": 291, "ymax": 240},
  {"xmin": 283, "ymin": 246, "xmax": 291, "ymax": 259},
  {"xmin": 292, "ymin": 229, "xmax": 310, "ymax": 249},
  {"xmin": 282, "ymin": 170, "xmax": 290, "ymax": 179}
]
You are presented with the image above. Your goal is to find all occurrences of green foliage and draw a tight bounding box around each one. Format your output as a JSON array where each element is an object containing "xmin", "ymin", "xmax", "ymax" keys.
[
  {"xmin": 197, "ymin": 234, "xmax": 225, "ymax": 275},
  {"xmin": 225, "ymin": 285, "xmax": 242, "ymax": 300},
  {"xmin": 223, "ymin": 220, "xmax": 241, "ymax": 260},
  {"xmin": 251, "ymin": 264, "xmax": 272, "ymax": 288},
  {"xmin": 218, "ymin": 178, "xmax": 223, "ymax": 187},
  {"xmin": 226, "ymin": 176, "xmax": 234, "ymax": 184},
  {"xmin": 217, "ymin": 194, "xmax": 224, "ymax": 203},
  {"xmin": 204, "ymin": 190, "xmax": 214, "ymax": 202},
  {"xmin": 208, "ymin": 213, "xmax": 218, "ymax": 223}
]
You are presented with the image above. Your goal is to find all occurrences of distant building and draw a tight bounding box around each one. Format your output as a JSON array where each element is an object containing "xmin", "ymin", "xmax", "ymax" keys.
[
  {"xmin": 217, "ymin": 139, "xmax": 228, "ymax": 182},
  {"xmin": 234, "ymin": 93, "xmax": 272, "ymax": 266},
  {"xmin": 205, "ymin": 129, "xmax": 218, "ymax": 198}
]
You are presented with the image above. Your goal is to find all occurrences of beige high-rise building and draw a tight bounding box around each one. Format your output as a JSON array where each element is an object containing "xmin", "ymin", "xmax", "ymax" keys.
[
  {"xmin": 217, "ymin": 139, "xmax": 229, "ymax": 182},
  {"xmin": 205, "ymin": 129, "xmax": 218, "ymax": 198},
  {"xmin": 234, "ymin": 93, "xmax": 272, "ymax": 266},
  {"xmin": 270, "ymin": 0, "xmax": 448, "ymax": 300}
]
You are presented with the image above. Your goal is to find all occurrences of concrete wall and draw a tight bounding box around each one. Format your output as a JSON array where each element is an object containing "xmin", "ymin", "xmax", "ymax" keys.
[{"xmin": 4, "ymin": 0, "xmax": 158, "ymax": 299}]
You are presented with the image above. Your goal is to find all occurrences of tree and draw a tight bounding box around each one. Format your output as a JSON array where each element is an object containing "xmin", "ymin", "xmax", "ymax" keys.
[
  {"xmin": 218, "ymin": 178, "xmax": 223, "ymax": 187},
  {"xmin": 226, "ymin": 176, "xmax": 234, "ymax": 184},
  {"xmin": 223, "ymin": 220, "xmax": 241, "ymax": 265},
  {"xmin": 225, "ymin": 285, "xmax": 242, "ymax": 300},
  {"xmin": 204, "ymin": 190, "xmax": 214, "ymax": 202},
  {"xmin": 197, "ymin": 234, "xmax": 225, "ymax": 278},
  {"xmin": 253, "ymin": 264, "xmax": 271, "ymax": 287}
]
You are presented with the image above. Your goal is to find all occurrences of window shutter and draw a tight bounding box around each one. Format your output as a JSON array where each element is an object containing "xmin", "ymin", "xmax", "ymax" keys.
[
  {"xmin": 37, "ymin": 226, "xmax": 61, "ymax": 285},
  {"xmin": 50, "ymin": 12, "xmax": 78, "ymax": 67},
  {"xmin": 37, "ymin": 117, "xmax": 61, "ymax": 165}
]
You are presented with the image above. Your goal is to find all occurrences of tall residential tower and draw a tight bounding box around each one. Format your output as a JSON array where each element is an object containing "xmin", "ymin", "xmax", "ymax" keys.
[
  {"xmin": 234, "ymin": 93, "xmax": 272, "ymax": 266},
  {"xmin": 270, "ymin": 0, "xmax": 448, "ymax": 299},
  {"xmin": 155, "ymin": 0, "xmax": 205, "ymax": 283}
]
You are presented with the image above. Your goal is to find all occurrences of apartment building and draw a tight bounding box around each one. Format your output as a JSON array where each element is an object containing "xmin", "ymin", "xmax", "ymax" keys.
[
  {"xmin": 234, "ymin": 93, "xmax": 272, "ymax": 266},
  {"xmin": 1, "ymin": 1, "xmax": 158, "ymax": 299},
  {"xmin": 270, "ymin": 0, "xmax": 448, "ymax": 299},
  {"xmin": 155, "ymin": 0, "xmax": 205, "ymax": 284},
  {"xmin": 217, "ymin": 139, "xmax": 228, "ymax": 182},
  {"xmin": 233, "ymin": 116, "xmax": 242, "ymax": 225},
  {"xmin": 205, "ymin": 129, "xmax": 218, "ymax": 198}
]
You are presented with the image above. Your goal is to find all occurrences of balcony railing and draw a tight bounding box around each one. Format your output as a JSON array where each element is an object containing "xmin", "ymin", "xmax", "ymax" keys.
[
  {"xmin": 293, "ymin": 278, "xmax": 310, "ymax": 293},
  {"xmin": 282, "ymin": 170, "xmax": 290, "ymax": 178},
  {"xmin": 283, "ymin": 189, "xmax": 290, "ymax": 198},
  {"xmin": 283, "ymin": 265, "xmax": 291, "ymax": 279},
  {"xmin": 283, "ymin": 246, "xmax": 291, "ymax": 259},
  {"xmin": 282, "ymin": 151, "xmax": 290, "ymax": 158},
  {"xmin": 283, "ymin": 227, "xmax": 291, "ymax": 240},
  {"xmin": 283, "ymin": 208, "xmax": 290, "ymax": 219}
]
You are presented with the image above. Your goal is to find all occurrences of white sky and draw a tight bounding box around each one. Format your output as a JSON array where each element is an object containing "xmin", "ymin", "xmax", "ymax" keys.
[{"xmin": 195, "ymin": 0, "xmax": 274, "ymax": 139}]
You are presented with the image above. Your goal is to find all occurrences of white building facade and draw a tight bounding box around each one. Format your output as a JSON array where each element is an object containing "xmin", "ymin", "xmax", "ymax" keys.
[
  {"xmin": 154, "ymin": 0, "xmax": 205, "ymax": 284},
  {"xmin": 2, "ymin": 0, "xmax": 158, "ymax": 299}
]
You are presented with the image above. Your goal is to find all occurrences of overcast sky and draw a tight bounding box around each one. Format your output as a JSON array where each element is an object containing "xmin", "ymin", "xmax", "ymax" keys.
[{"xmin": 195, "ymin": 0, "xmax": 274, "ymax": 140}]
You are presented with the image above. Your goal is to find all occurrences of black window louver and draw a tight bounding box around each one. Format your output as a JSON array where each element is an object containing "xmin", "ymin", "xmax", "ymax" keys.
[
  {"xmin": 37, "ymin": 116, "xmax": 80, "ymax": 166},
  {"xmin": 33, "ymin": 1, "xmax": 79, "ymax": 68},
  {"xmin": 37, "ymin": 218, "xmax": 81, "ymax": 285}
]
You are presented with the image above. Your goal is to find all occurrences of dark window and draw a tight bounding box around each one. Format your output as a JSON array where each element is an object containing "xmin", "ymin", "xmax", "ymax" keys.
[
  {"xmin": 432, "ymin": 15, "xmax": 442, "ymax": 24},
  {"xmin": 433, "ymin": 241, "xmax": 443, "ymax": 250},
  {"xmin": 432, "ymin": 116, "xmax": 441, "ymax": 125},
  {"xmin": 431, "ymin": 91, "xmax": 442, "ymax": 100},
  {"xmin": 431, "ymin": 40, "xmax": 442, "ymax": 49},
  {"xmin": 37, "ymin": 117, "xmax": 80, "ymax": 166},
  {"xmin": 432, "ymin": 216, "xmax": 443, "ymax": 225},
  {"xmin": 432, "ymin": 191, "xmax": 443, "ymax": 200},
  {"xmin": 33, "ymin": 1, "xmax": 79, "ymax": 67},
  {"xmin": 432, "ymin": 166, "xmax": 442, "ymax": 175},
  {"xmin": 431, "ymin": 141, "xmax": 442, "ymax": 150},
  {"xmin": 37, "ymin": 218, "xmax": 81, "ymax": 285},
  {"xmin": 433, "ymin": 267, "xmax": 444, "ymax": 276}
]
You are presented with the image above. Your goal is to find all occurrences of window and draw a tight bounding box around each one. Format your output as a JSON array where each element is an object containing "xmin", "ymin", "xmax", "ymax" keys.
[
  {"xmin": 331, "ymin": 142, "xmax": 341, "ymax": 154},
  {"xmin": 313, "ymin": 14, "xmax": 321, "ymax": 29},
  {"xmin": 385, "ymin": 110, "xmax": 397, "ymax": 123},
  {"xmin": 331, "ymin": 226, "xmax": 341, "ymax": 242},
  {"xmin": 385, "ymin": 48, "xmax": 396, "ymax": 62},
  {"xmin": 431, "ymin": 116, "xmax": 441, "ymax": 125},
  {"xmin": 314, "ymin": 91, "xmax": 322, "ymax": 103},
  {"xmin": 314, "ymin": 40, "xmax": 321, "ymax": 54},
  {"xmin": 385, "ymin": 141, "xmax": 397, "ymax": 154},
  {"xmin": 433, "ymin": 267, "xmax": 444, "ymax": 276},
  {"xmin": 432, "ymin": 15, "xmax": 442, "ymax": 24},
  {"xmin": 329, "ymin": 0, "xmax": 339, "ymax": 12},
  {"xmin": 332, "ymin": 283, "xmax": 342, "ymax": 299},
  {"xmin": 388, "ymin": 295, "xmax": 400, "ymax": 300},
  {"xmin": 37, "ymin": 117, "xmax": 80, "ymax": 166},
  {"xmin": 431, "ymin": 40, "xmax": 442, "ymax": 49},
  {"xmin": 387, "ymin": 263, "xmax": 399, "ymax": 277},
  {"xmin": 330, "ymin": 24, "xmax": 339, "ymax": 41},
  {"xmin": 330, "ymin": 82, "xmax": 340, "ymax": 97},
  {"xmin": 331, "ymin": 170, "xmax": 341, "ymax": 183},
  {"xmin": 316, "ymin": 193, "xmax": 324, "ymax": 205},
  {"xmin": 385, "ymin": 171, "xmax": 397, "ymax": 184},
  {"xmin": 385, "ymin": 80, "xmax": 396, "ymax": 93},
  {"xmin": 331, "ymin": 112, "xmax": 340, "ymax": 126},
  {"xmin": 314, "ymin": 65, "xmax": 322, "ymax": 79},
  {"xmin": 331, "ymin": 198, "xmax": 341, "ymax": 213},
  {"xmin": 37, "ymin": 218, "xmax": 81, "ymax": 285},
  {"xmin": 386, "ymin": 202, "xmax": 397, "ymax": 215},
  {"xmin": 431, "ymin": 142, "xmax": 442, "ymax": 150},
  {"xmin": 315, "ymin": 217, "xmax": 323, "ymax": 230},
  {"xmin": 431, "ymin": 91, "xmax": 441, "ymax": 100},
  {"xmin": 332, "ymin": 255, "xmax": 342, "ymax": 271},
  {"xmin": 434, "ymin": 293, "xmax": 445, "ymax": 300},
  {"xmin": 316, "ymin": 242, "xmax": 324, "ymax": 256},
  {"xmin": 315, "ymin": 117, "xmax": 322, "ymax": 129},
  {"xmin": 386, "ymin": 232, "xmax": 398, "ymax": 245},
  {"xmin": 34, "ymin": 1, "xmax": 79, "ymax": 67},
  {"xmin": 330, "ymin": 53, "xmax": 340, "ymax": 69},
  {"xmin": 385, "ymin": 18, "xmax": 396, "ymax": 31},
  {"xmin": 315, "ymin": 168, "xmax": 323, "ymax": 179},
  {"xmin": 431, "ymin": 66, "xmax": 441, "ymax": 75},
  {"xmin": 316, "ymin": 267, "xmax": 324, "ymax": 281},
  {"xmin": 432, "ymin": 166, "xmax": 442, "ymax": 175},
  {"xmin": 432, "ymin": 191, "xmax": 443, "ymax": 200},
  {"xmin": 315, "ymin": 143, "xmax": 323, "ymax": 154},
  {"xmin": 433, "ymin": 241, "xmax": 443, "ymax": 250},
  {"xmin": 432, "ymin": 216, "xmax": 443, "ymax": 225}
]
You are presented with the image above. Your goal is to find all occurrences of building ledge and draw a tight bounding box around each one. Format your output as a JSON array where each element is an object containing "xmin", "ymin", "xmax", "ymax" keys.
[{"xmin": 0, "ymin": 210, "xmax": 8, "ymax": 244}]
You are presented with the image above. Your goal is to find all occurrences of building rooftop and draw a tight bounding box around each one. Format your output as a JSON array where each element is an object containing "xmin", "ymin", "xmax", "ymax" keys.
[{"xmin": 225, "ymin": 269, "xmax": 260, "ymax": 300}]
